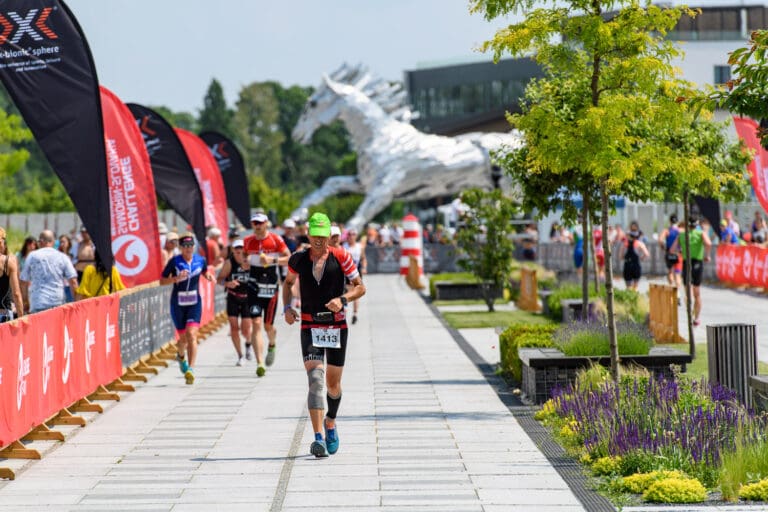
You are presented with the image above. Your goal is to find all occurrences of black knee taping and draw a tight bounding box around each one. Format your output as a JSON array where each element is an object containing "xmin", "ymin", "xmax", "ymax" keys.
[{"xmin": 327, "ymin": 392, "xmax": 342, "ymax": 419}]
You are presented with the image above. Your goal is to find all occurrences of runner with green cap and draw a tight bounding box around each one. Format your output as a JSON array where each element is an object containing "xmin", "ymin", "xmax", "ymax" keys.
[{"xmin": 283, "ymin": 211, "xmax": 366, "ymax": 457}]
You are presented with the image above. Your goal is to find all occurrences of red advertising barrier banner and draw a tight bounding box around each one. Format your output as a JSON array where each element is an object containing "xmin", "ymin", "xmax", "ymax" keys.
[
  {"xmin": 0, "ymin": 295, "xmax": 121, "ymax": 448},
  {"xmin": 100, "ymin": 86, "xmax": 162, "ymax": 288},
  {"xmin": 716, "ymin": 244, "xmax": 768, "ymax": 288},
  {"xmin": 175, "ymin": 129, "xmax": 230, "ymax": 247}
]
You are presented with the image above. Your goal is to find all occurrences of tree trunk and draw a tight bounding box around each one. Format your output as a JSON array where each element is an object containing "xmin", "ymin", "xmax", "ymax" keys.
[
  {"xmin": 582, "ymin": 191, "xmax": 591, "ymax": 320},
  {"xmin": 683, "ymin": 193, "xmax": 695, "ymax": 358},
  {"xmin": 483, "ymin": 283, "xmax": 495, "ymax": 313},
  {"xmin": 601, "ymin": 180, "xmax": 619, "ymax": 381}
]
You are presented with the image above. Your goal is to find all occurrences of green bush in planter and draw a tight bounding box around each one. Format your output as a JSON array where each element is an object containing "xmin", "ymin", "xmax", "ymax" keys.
[{"xmin": 499, "ymin": 323, "xmax": 557, "ymax": 382}]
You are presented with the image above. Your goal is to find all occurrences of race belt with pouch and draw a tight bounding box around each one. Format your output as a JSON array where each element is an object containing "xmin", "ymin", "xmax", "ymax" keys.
[{"xmin": 300, "ymin": 311, "xmax": 346, "ymax": 323}]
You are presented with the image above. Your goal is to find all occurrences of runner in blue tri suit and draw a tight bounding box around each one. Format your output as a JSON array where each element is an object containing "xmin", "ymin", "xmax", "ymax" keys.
[{"xmin": 160, "ymin": 232, "xmax": 214, "ymax": 385}]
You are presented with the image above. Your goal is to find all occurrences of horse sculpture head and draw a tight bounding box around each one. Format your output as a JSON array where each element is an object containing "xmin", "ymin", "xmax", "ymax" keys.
[
  {"xmin": 292, "ymin": 74, "xmax": 345, "ymax": 145},
  {"xmin": 293, "ymin": 63, "xmax": 415, "ymax": 145}
]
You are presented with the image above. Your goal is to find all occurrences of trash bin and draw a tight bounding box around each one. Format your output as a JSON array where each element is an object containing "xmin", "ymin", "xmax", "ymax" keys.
[{"xmin": 706, "ymin": 324, "xmax": 758, "ymax": 407}]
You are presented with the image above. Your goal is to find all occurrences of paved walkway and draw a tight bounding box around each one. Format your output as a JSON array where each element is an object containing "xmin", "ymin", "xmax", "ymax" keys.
[{"xmin": 0, "ymin": 274, "xmax": 586, "ymax": 512}]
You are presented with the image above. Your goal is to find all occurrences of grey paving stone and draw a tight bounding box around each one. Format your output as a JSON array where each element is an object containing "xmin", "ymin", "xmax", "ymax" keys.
[{"xmin": 0, "ymin": 275, "xmax": 588, "ymax": 511}]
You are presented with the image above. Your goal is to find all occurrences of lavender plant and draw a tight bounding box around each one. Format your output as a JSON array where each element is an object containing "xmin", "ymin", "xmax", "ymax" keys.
[{"xmin": 550, "ymin": 375, "xmax": 768, "ymax": 487}]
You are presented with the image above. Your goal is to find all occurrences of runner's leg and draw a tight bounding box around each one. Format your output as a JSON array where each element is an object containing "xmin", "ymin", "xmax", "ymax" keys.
[{"xmin": 228, "ymin": 316, "xmax": 243, "ymax": 358}]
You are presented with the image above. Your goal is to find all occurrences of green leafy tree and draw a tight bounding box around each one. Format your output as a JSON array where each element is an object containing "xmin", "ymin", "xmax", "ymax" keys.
[
  {"xmin": 455, "ymin": 188, "xmax": 518, "ymax": 312},
  {"xmin": 0, "ymin": 109, "xmax": 31, "ymax": 179},
  {"xmin": 700, "ymin": 30, "xmax": 768, "ymax": 143},
  {"xmin": 249, "ymin": 175, "xmax": 298, "ymax": 223},
  {"xmin": 150, "ymin": 105, "xmax": 198, "ymax": 132},
  {"xmin": 266, "ymin": 81, "xmax": 354, "ymax": 196},
  {"xmin": 472, "ymin": 0, "xmax": 733, "ymax": 380},
  {"xmin": 233, "ymin": 83, "xmax": 284, "ymax": 186},
  {"xmin": 199, "ymin": 78, "xmax": 234, "ymax": 139}
]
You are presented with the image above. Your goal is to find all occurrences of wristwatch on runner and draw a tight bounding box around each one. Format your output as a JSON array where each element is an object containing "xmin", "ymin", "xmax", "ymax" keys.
[{"xmin": 339, "ymin": 296, "xmax": 348, "ymax": 307}]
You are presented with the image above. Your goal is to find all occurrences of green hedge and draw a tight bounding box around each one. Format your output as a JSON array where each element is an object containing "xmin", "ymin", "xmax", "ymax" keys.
[
  {"xmin": 499, "ymin": 323, "xmax": 557, "ymax": 382},
  {"xmin": 546, "ymin": 284, "xmax": 647, "ymax": 324}
]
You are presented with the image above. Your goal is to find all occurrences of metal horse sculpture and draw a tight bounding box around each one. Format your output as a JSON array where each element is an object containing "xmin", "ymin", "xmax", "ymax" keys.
[{"xmin": 292, "ymin": 65, "xmax": 523, "ymax": 231}]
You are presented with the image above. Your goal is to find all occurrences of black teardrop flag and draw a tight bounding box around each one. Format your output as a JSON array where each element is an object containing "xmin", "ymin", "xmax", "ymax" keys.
[
  {"xmin": 199, "ymin": 131, "xmax": 250, "ymax": 227},
  {"xmin": 0, "ymin": 0, "xmax": 112, "ymax": 268},
  {"xmin": 126, "ymin": 103, "xmax": 206, "ymax": 244}
]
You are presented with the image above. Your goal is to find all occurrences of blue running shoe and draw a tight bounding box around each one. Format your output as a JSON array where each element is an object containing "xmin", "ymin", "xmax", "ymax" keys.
[
  {"xmin": 177, "ymin": 355, "xmax": 189, "ymax": 374},
  {"xmin": 325, "ymin": 424, "xmax": 339, "ymax": 455},
  {"xmin": 310, "ymin": 440, "xmax": 329, "ymax": 458}
]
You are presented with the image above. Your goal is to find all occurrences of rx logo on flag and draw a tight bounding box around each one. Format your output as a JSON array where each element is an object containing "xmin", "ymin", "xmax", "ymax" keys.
[{"xmin": 0, "ymin": 8, "xmax": 58, "ymax": 45}]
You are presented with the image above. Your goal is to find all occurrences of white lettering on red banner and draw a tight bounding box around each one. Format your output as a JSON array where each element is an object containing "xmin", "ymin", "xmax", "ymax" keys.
[
  {"xmin": 106, "ymin": 312, "xmax": 115, "ymax": 357},
  {"xmin": 17, "ymin": 344, "xmax": 29, "ymax": 410},
  {"xmin": 62, "ymin": 325, "xmax": 73, "ymax": 384},
  {"xmin": 84, "ymin": 319, "xmax": 95, "ymax": 374},
  {"xmin": 42, "ymin": 332, "xmax": 53, "ymax": 395}
]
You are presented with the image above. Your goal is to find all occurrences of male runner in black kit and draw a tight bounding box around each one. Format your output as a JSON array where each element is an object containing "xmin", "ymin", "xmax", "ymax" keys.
[{"xmin": 283, "ymin": 212, "xmax": 366, "ymax": 458}]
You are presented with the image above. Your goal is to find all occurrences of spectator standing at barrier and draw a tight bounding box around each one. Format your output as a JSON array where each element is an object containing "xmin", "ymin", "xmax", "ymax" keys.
[
  {"xmin": 59, "ymin": 234, "xmax": 75, "ymax": 302},
  {"xmin": 522, "ymin": 223, "xmax": 538, "ymax": 261},
  {"xmin": 20, "ymin": 230, "xmax": 77, "ymax": 314},
  {"xmin": 160, "ymin": 233, "xmax": 214, "ymax": 385},
  {"xmin": 719, "ymin": 218, "xmax": 740, "ymax": 244},
  {"xmin": 571, "ymin": 222, "xmax": 584, "ymax": 276},
  {"xmin": 619, "ymin": 229, "xmax": 649, "ymax": 290},
  {"xmin": 343, "ymin": 227, "xmax": 366, "ymax": 325},
  {"xmin": 0, "ymin": 227, "xmax": 24, "ymax": 322},
  {"xmin": 161, "ymin": 232, "xmax": 179, "ymax": 268},
  {"xmin": 753, "ymin": 216, "xmax": 768, "ymax": 245},
  {"xmin": 659, "ymin": 214, "xmax": 683, "ymax": 289},
  {"xmin": 16, "ymin": 236, "xmax": 36, "ymax": 275},
  {"xmin": 217, "ymin": 238, "xmax": 252, "ymax": 366},
  {"xmin": 74, "ymin": 226, "xmax": 95, "ymax": 281},
  {"xmin": 75, "ymin": 250, "xmax": 125, "ymax": 299},
  {"xmin": 672, "ymin": 216, "xmax": 712, "ymax": 327},
  {"xmin": 282, "ymin": 212, "xmax": 366, "ymax": 458},
  {"xmin": 724, "ymin": 210, "xmax": 740, "ymax": 238},
  {"xmin": 243, "ymin": 212, "xmax": 291, "ymax": 377},
  {"xmin": 205, "ymin": 227, "xmax": 223, "ymax": 268}
]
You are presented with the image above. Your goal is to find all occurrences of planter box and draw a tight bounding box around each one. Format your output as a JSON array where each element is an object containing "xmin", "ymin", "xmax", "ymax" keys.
[
  {"xmin": 433, "ymin": 281, "xmax": 502, "ymax": 301},
  {"xmin": 519, "ymin": 346, "xmax": 693, "ymax": 404},
  {"xmin": 750, "ymin": 375, "xmax": 768, "ymax": 413}
]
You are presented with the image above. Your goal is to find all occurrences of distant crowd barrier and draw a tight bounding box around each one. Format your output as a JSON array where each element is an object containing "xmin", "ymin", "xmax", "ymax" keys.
[
  {"xmin": 0, "ymin": 270, "xmax": 226, "ymax": 479},
  {"xmin": 538, "ymin": 241, "xmax": 720, "ymax": 281}
]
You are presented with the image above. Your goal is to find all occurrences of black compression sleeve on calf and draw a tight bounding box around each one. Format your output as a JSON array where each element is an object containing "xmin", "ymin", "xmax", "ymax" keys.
[{"xmin": 326, "ymin": 392, "xmax": 342, "ymax": 419}]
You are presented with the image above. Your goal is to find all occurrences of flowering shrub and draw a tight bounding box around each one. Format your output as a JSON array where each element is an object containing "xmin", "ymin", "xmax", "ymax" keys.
[
  {"xmin": 642, "ymin": 477, "xmax": 707, "ymax": 503},
  {"xmin": 546, "ymin": 373, "xmax": 768, "ymax": 487},
  {"xmin": 614, "ymin": 470, "xmax": 686, "ymax": 493},
  {"xmin": 534, "ymin": 399, "xmax": 558, "ymax": 422},
  {"xmin": 739, "ymin": 478, "xmax": 768, "ymax": 501},
  {"xmin": 591, "ymin": 456, "xmax": 622, "ymax": 476}
]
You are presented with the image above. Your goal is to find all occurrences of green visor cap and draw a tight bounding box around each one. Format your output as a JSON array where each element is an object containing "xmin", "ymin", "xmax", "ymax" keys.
[{"xmin": 308, "ymin": 212, "xmax": 331, "ymax": 237}]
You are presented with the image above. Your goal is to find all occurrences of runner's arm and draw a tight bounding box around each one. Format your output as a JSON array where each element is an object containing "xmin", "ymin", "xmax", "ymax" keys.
[
  {"xmin": 282, "ymin": 270, "xmax": 298, "ymax": 324},
  {"xmin": 216, "ymin": 259, "xmax": 232, "ymax": 286}
]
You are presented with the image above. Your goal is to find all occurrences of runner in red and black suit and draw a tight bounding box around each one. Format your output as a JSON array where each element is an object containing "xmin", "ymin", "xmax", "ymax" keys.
[
  {"xmin": 283, "ymin": 212, "xmax": 366, "ymax": 458},
  {"xmin": 243, "ymin": 212, "xmax": 291, "ymax": 377}
]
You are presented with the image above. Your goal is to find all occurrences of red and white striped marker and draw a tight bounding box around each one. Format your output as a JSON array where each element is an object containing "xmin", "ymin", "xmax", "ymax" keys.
[{"xmin": 400, "ymin": 213, "xmax": 423, "ymax": 276}]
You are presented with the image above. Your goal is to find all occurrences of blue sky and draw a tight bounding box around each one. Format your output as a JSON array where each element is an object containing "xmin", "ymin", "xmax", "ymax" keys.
[{"xmin": 66, "ymin": 0, "xmax": 514, "ymax": 113}]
